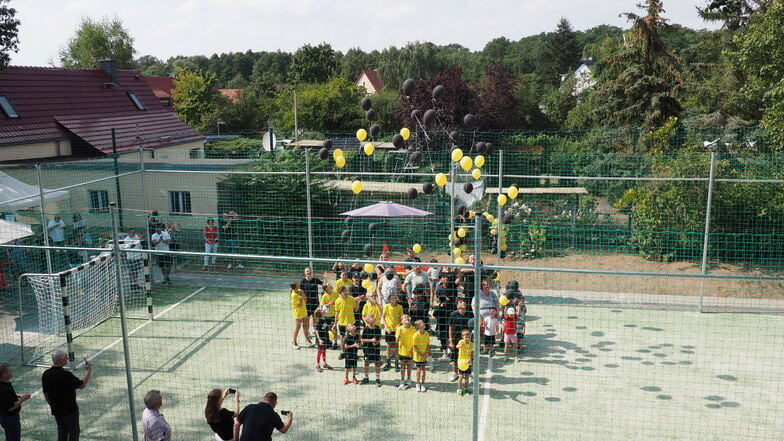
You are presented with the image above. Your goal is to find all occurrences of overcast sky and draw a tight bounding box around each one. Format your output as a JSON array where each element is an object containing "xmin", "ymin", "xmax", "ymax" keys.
[{"xmin": 11, "ymin": 0, "xmax": 717, "ymax": 66}]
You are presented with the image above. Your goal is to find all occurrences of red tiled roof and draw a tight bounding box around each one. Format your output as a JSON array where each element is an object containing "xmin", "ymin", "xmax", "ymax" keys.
[
  {"xmin": 143, "ymin": 76, "xmax": 175, "ymax": 98},
  {"xmin": 218, "ymin": 88, "xmax": 243, "ymax": 102},
  {"xmin": 356, "ymin": 69, "xmax": 383, "ymax": 92},
  {"xmin": 0, "ymin": 67, "xmax": 202, "ymax": 155}
]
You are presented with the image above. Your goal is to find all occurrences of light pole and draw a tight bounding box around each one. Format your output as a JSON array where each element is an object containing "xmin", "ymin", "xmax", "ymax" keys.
[{"xmin": 698, "ymin": 138, "xmax": 720, "ymax": 312}]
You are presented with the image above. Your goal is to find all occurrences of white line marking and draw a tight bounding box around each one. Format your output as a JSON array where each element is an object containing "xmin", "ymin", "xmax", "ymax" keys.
[
  {"xmin": 477, "ymin": 355, "xmax": 494, "ymax": 441},
  {"xmin": 30, "ymin": 286, "xmax": 206, "ymax": 398}
]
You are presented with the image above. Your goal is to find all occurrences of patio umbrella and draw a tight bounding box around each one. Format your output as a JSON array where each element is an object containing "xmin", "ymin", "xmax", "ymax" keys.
[
  {"xmin": 0, "ymin": 219, "xmax": 33, "ymax": 244},
  {"xmin": 340, "ymin": 201, "xmax": 433, "ymax": 217}
]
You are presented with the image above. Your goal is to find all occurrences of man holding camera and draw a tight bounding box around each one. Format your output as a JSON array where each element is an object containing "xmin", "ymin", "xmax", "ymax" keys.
[
  {"xmin": 233, "ymin": 392, "xmax": 292, "ymax": 441},
  {"xmin": 41, "ymin": 350, "xmax": 92, "ymax": 441}
]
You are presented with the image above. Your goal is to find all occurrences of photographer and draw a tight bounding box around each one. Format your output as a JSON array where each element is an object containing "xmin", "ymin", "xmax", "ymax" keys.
[
  {"xmin": 205, "ymin": 388, "xmax": 240, "ymax": 441},
  {"xmin": 233, "ymin": 392, "xmax": 291, "ymax": 441}
]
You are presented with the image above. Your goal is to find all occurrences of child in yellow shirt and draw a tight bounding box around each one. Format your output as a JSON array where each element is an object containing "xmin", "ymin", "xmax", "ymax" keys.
[
  {"xmin": 412, "ymin": 320, "xmax": 431, "ymax": 392},
  {"xmin": 382, "ymin": 294, "xmax": 403, "ymax": 371},
  {"xmin": 290, "ymin": 282, "xmax": 312, "ymax": 349},
  {"xmin": 456, "ymin": 329, "xmax": 474, "ymax": 396},
  {"xmin": 395, "ymin": 315, "xmax": 416, "ymax": 390}
]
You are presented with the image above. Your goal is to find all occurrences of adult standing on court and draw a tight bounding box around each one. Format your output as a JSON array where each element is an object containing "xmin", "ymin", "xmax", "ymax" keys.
[
  {"xmin": 123, "ymin": 229, "xmax": 145, "ymax": 292},
  {"xmin": 221, "ymin": 211, "xmax": 243, "ymax": 269},
  {"xmin": 447, "ymin": 300, "xmax": 474, "ymax": 382},
  {"xmin": 141, "ymin": 390, "xmax": 171, "ymax": 441},
  {"xmin": 233, "ymin": 392, "xmax": 292, "ymax": 441},
  {"xmin": 203, "ymin": 219, "xmax": 219, "ymax": 270},
  {"xmin": 206, "ymin": 388, "xmax": 240, "ymax": 441},
  {"xmin": 41, "ymin": 350, "xmax": 92, "ymax": 441},
  {"xmin": 0, "ymin": 363, "xmax": 30, "ymax": 441},
  {"xmin": 151, "ymin": 226, "xmax": 172, "ymax": 285},
  {"xmin": 377, "ymin": 268, "xmax": 401, "ymax": 307},
  {"xmin": 299, "ymin": 267, "xmax": 322, "ymax": 335},
  {"xmin": 473, "ymin": 279, "xmax": 499, "ymax": 322}
]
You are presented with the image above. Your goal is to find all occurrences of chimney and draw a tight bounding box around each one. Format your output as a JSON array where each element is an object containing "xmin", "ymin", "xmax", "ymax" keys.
[{"xmin": 100, "ymin": 59, "xmax": 119, "ymax": 85}]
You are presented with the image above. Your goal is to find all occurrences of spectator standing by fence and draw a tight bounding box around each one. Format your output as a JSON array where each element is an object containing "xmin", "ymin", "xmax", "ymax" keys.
[
  {"xmin": 141, "ymin": 390, "xmax": 171, "ymax": 441},
  {"xmin": 221, "ymin": 212, "xmax": 243, "ymax": 269},
  {"xmin": 41, "ymin": 350, "xmax": 92, "ymax": 441},
  {"xmin": 0, "ymin": 363, "xmax": 30, "ymax": 441},
  {"xmin": 203, "ymin": 219, "xmax": 219, "ymax": 270}
]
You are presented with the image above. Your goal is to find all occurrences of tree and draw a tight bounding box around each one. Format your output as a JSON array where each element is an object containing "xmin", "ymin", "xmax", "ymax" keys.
[
  {"xmin": 735, "ymin": 1, "xmax": 784, "ymax": 148},
  {"xmin": 59, "ymin": 16, "xmax": 135, "ymax": 68},
  {"xmin": 136, "ymin": 55, "xmax": 168, "ymax": 76},
  {"xmin": 546, "ymin": 18, "xmax": 582, "ymax": 77},
  {"xmin": 288, "ymin": 43, "xmax": 337, "ymax": 84},
  {"xmin": 475, "ymin": 62, "xmax": 521, "ymax": 129},
  {"xmin": 200, "ymin": 90, "xmax": 275, "ymax": 133},
  {"xmin": 378, "ymin": 42, "xmax": 444, "ymax": 90},
  {"xmin": 698, "ymin": 0, "xmax": 770, "ymax": 31},
  {"xmin": 275, "ymin": 78, "xmax": 363, "ymax": 133},
  {"xmin": 592, "ymin": 0, "xmax": 683, "ymax": 127},
  {"xmin": 394, "ymin": 67, "xmax": 476, "ymax": 133},
  {"xmin": 171, "ymin": 67, "xmax": 220, "ymax": 128},
  {"xmin": 0, "ymin": 0, "xmax": 20, "ymax": 69},
  {"xmin": 339, "ymin": 48, "xmax": 379, "ymax": 82}
]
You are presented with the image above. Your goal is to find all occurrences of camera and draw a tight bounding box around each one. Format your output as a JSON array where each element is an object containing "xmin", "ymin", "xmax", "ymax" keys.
[
  {"xmin": 280, "ymin": 410, "xmax": 290, "ymax": 416},
  {"xmin": 227, "ymin": 388, "xmax": 236, "ymax": 394}
]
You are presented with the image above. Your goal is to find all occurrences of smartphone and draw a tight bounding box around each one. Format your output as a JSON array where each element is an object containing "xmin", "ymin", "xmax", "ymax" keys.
[
  {"xmin": 227, "ymin": 388, "xmax": 236, "ymax": 394},
  {"xmin": 280, "ymin": 410, "xmax": 290, "ymax": 416}
]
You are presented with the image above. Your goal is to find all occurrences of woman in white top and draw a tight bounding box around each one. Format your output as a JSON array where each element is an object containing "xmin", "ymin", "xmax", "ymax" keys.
[{"xmin": 377, "ymin": 268, "xmax": 401, "ymax": 306}]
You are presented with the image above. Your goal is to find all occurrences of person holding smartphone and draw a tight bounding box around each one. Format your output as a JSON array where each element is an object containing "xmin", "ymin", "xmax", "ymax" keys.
[
  {"xmin": 233, "ymin": 392, "xmax": 292, "ymax": 441},
  {"xmin": 205, "ymin": 388, "xmax": 240, "ymax": 441},
  {"xmin": 41, "ymin": 350, "xmax": 92, "ymax": 441}
]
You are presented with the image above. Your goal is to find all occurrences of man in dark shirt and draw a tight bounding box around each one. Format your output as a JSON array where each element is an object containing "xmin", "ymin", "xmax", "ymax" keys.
[
  {"xmin": 0, "ymin": 363, "xmax": 30, "ymax": 441},
  {"xmin": 448, "ymin": 299, "xmax": 475, "ymax": 382},
  {"xmin": 233, "ymin": 392, "xmax": 292, "ymax": 441},
  {"xmin": 300, "ymin": 267, "xmax": 323, "ymax": 334},
  {"xmin": 432, "ymin": 274, "xmax": 455, "ymax": 358},
  {"xmin": 41, "ymin": 350, "xmax": 92, "ymax": 441}
]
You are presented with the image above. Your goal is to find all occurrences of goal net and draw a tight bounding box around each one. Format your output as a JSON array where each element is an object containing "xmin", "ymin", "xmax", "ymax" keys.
[{"xmin": 25, "ymin": 242, "xmax": 150, "ymax": 364}]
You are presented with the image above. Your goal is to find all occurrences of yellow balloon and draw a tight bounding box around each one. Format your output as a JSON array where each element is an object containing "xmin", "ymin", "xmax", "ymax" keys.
[
  {"xmin": 335, "ymin": 155, "xmax": 346, "ymax": 168},
  {"xmin": 508, "ymin": 185, "xmax": 519, "ymax": 199},
  {"xmin": 400, "ymin": 127, "xmax": 411, "ymax": 141},
  {"xmin": 453, "ymin": 247, "xmax": 462, "ymax": 257},
  {"xmin": 499, "ymin": 295, "xmax": 509, "ymax": 306},
  {"xmin": 356, "ymin": 128, "xmax": 367, "ymax": 142},
  {"xmin": 457, "ymin": 227, "xmax": 467, "ymax": 238},
  {"xmin": 362, "ymin": 279, "xmax": 372, "ymax": 290},
  {"xmin": 412, "ymin": 243, "xmax": 422, "ymax": 254},
  {"xmin": 451, "ymin": 148, "xmax": 464, "ymax": 162},
  {"xmin": 475, "ymin": 155, "xmax": 485, "ymax": 168},
  {"xmin": 472, "ymin": 168, "xmax": 482, "ymax": 180},
  {"xmin": 490, "ymin": 228, "xmax": 498, "ymax": 236},
  {"xmin": 460, "ymin": 156, "xmax": 473, "ymax": 172},
  {"xmin": 351, "ymin": 180, "xmax": 363, "ymax": 194},
  {"xmin": 435, "ymin": 173, "xmax": 447, "ymax": 187},
  {"xmin": 460, "ymin": 244, "xmax": 467, "ymax": 252},
  {"xmin": 363, "ymin": 142, "xmax": 375, "ymax": 156},
  {"xmin": 497, "ymin": 194, "xmax": 508, "ymax": 206},
  {"xmin": 468, "ymin": 210, "xmax": 475, "ymax": 219},
  {"xmin": 332, "ymin": 148, "xmax": 344, "ymax": 160},
  {"xmin": 363, "ymin": 263, "xmax": 374, "ymax": 273},
  {"xmin": 454, "ymin": 256, "xmax": 466, "ymax": 265}
]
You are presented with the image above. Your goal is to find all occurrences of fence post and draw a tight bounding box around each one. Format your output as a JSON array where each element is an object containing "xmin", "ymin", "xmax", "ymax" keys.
[
  {"xmin": 109, "ymin": 202, "xmax": 140, "ymax": 441},
  {"xmin": 111, "ymin": 129, "xmax": 124, "ymax": 230},
  {"xmin": 35, "ymin": 164, "xmax": 53, "ymax": 274},
  {"xmin": 305, "ymin": 144, "xmax": 314, "ymax": 268},
  {"xmin": 496, "ymin": 150, "xmax": 504, "ymax": 266},
  {"xmin": 471, "ymin": 214, "xmax": 482, "ymax": 441},
  {"xmin": 698, "ymin": 150, "xmax": 716, "ymax": 312},
  {"xmin": 450, "ymin": 163, "xmax": 456, "ymax": 262},
  {"xmin": 16, "ymin": 276, "xmax": 26, "ymax": 363}
]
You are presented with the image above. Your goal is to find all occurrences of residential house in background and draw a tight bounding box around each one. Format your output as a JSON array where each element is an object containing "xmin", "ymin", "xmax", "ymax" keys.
[
  {"xmin": 560, "ymin": 58, "xmax": 597, "ymax": 96},
  {"xmin": 143, "ymin": 75, "xmax": 176, "ymax": 109},
  {"xmin": 355, "ymin": 69, "xmax": 383, "ymax": 95}
]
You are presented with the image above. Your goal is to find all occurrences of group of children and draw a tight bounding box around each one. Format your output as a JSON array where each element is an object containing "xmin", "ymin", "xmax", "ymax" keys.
[{"xmin": 289, "ymin": 266, "xmax": 526, "ymax": 395}]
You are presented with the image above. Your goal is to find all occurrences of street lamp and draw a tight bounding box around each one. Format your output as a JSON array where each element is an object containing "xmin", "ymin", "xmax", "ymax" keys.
[{"xmin": 217, "ymin": 121, "xmax": 226, "ymax": 136}]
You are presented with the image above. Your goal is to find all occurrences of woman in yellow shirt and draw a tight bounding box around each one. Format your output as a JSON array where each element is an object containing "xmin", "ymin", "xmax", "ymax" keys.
[{"xmin": 290, "ymin": 282, "xmax": 312, "ymax": 349}]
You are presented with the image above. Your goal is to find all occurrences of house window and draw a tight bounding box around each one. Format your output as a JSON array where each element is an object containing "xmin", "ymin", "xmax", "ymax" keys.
[
  {"xmin": 88, "ymin": 190, "xmax": 110, "ymax": 213},
  {"xmin": 169, "ymin": 191, "xmax": 191, "ymax": 214},
  {"xmin": 128, "ymin": 91, "xmax": 145, "ymax": 110},
  {"xmin": 0, "ymin": 96, "xmax": 19, "ymax": 118}
]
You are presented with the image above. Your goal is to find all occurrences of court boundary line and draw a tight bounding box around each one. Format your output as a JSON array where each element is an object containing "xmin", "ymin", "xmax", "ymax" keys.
[
  {"xmin": 30, "ymin": 286, "xmax": 206, "ymax": 398},
  {"xmin": 477, "ymin": 356, "xmax": 494, "ymax": 441}
]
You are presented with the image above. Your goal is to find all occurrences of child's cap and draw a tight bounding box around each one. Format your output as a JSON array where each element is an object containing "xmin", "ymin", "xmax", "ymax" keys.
[{"xmin": 506, "ymin": 307, "xmax": 516, "ymax": 316}]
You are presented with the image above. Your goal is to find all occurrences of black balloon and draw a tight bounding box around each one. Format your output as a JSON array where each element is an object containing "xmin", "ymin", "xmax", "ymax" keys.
[
  {"xmin": 365, "ymin": 109, "xmax": 376, "ymax": 121},
  {"xmin": 361, "ymin": 96, "xmax": 372, "ymax": 111},
  {"xmin": 475, "ymin": 142, "xmax": 487, "ymax": 154},
  {"xmin": 503, "ymin": 213, "xmax": 515, "ymax": 224},
  {"xmin": 402, "ymin": 78, "xmax": 416, "ymax": 96},
  {"xmin": 318, "ymin": 148, "xmax": 329, "ymax": 160},
  {"xmin": 368, "ymin": 223, "xmax": 378, "ymax": 233},
  {"xmin": 422, "ymin": 183, "xmax": 434, "ymax": 194},
  {"xmin": 363, "ymin": 243, "xmax": 373, "ymax": 257},
  {"xmin": 457, "ymin": 205, "xmax": 467, "ymax": 216},
  {"xmin": 463, "ymin": 113, "xmax": 477, "ymax": 127},
  {"xmin": 392, "ymin": 134, "xmax": 404, "ymax": 148},
  {"xmin": 423, "ymin": 109, "xmax": 437, "ymax": 126},
  {"xmin": 410, "ymin": 151, "xmax": 422, "ymax": 163},
  {"xmin": 432, "ymin": 85, "xmax": 445, "ymax": 100},
  {"xmin": 411, "ymin": 109, "xmax": 422, "ymax": 121},
  {"xmin": 449, "ymin": 131, "xmax": 461, "ymax": 144},
  {"xmin": 408, "ymin": 188, "xmax": 418, "ymax": 199},
  {"xmin": 323, "ymin": 139, "xmax": 333, "ymax": 150},
  {"xmin": 341, "ymin": 230, "xmax": 351, "ymax": 242},
  {"xmin": 485, "ymin": 142, "xmax": 494, "ymax": 155},
  {"xmin": 463, "ymin": 182, "xmax": 474, "ymax": 194},
  {"xmin": 369, "ymin": 124, "xmax": 381, "ymax": 137}
]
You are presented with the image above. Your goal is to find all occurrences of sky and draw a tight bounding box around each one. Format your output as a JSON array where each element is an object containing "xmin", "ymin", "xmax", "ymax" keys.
[{"xmin": 10, "ymin": 0, "xmax": 719, "ymax": 66}]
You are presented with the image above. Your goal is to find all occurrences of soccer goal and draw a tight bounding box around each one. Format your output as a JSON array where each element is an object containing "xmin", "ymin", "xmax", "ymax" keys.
[{"xmin": 20, "ymin": 242, "xmax": 151, "ymax": 365}]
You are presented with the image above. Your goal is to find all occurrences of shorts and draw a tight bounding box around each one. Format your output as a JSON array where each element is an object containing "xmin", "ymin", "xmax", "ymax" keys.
[
  {"xmin": 337, "ymin": 325, "xmax": 347, "ymax": 336},
  {"xmin": 305, "ymin": 300, "xmax": 320, "ymax": 316},
  {"xmin": 399, "ymin": 355, "xmax": 413, "ymax": 362},
  {"xmin": 415, "ymin": 360, "xmax": 428, "ymax": 367},
  {"xmin": 504, "ymin": 333, "xmax": 518, "ymax": 344},
  {"xmin": 344, "ymin": 353, "xmax": 358, "ymax": 369},
  {"xmin": 385, "ymin": 332, "xmax": 396, "ymax": 344},
  {"xmin": 459, "ymin": 367, "xmax": 472, "ymax": 376},
  {"xmin": 364, "ymin": 349, "xmax": 381, "ymax": 362},
  {"xmin": 482, "ymin": 334, "xmax": 496, "ymax": 345},
  {"xmin": 155, "ymin": 255, "xmax": 172, "ymax": 267}
]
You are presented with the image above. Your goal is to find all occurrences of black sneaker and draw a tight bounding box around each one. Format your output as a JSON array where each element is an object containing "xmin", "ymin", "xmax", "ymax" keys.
[
  {"xmin": 376, "ymin": 379, "xmax": 382, "ymax": 387},
  {"xmin": 360, "ymin": 377, "xmax": 369, "ymax": 385}
]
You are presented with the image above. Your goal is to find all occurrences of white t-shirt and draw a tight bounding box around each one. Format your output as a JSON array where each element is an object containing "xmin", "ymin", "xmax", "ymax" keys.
[
  {"xmin": 379, "ymin": 275, "xmax": 399, "ymax": 305},
  {"xmin": 48, "ymin": 219, "xmax": 66, "ymax": 242},
  {"xmin": 483, "ymin": 316, "xmax": 500, "ymax": 336},
  {"xmin": 123, "ymin": 234, "xmax": 143, "ymax": 260},
  {"xmin": 427, "ymin": 266, "xmax": 440, "ymax": 281},
  {"xmin": 151, "ymin": 231, "xmax": 171, "ymax": 251},
  {"xmin": 404, "ymin": 271, "xmax": 427, "ymax": 289}
]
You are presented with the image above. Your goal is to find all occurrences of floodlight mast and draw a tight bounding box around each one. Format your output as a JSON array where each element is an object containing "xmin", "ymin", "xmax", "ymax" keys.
[{"xmin": 698, "ymin": 138, "xmax": 719, "ymax": 312}]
